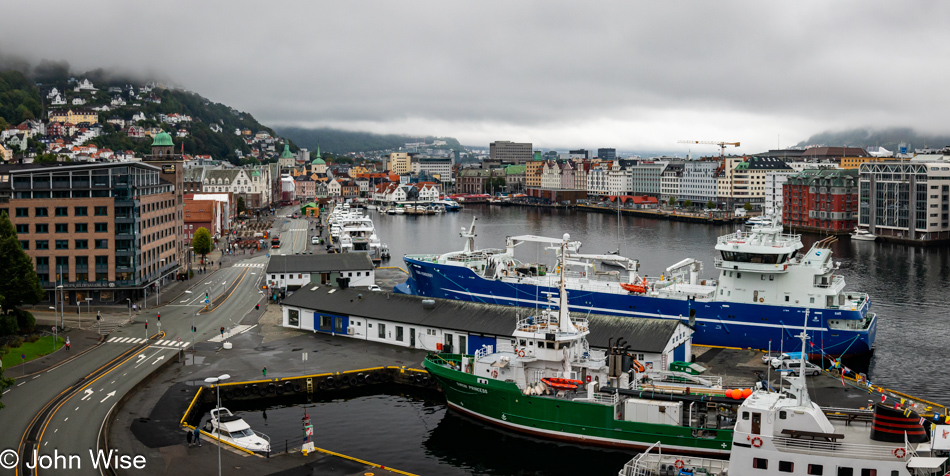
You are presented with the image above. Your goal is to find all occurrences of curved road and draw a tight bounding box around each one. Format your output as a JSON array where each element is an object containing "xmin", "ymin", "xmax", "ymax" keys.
[{"xmin": 0, "ymin": 208, "xmax": 309, "ymax": 475}]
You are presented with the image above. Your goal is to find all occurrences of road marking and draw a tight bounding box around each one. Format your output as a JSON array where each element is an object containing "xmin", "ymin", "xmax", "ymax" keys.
[
  {"xmin": 17, "ymin": 382, "xmax": 24, "ymax": 387},
  {"xmin": 108, "ymin": 337, "xmax": 119, "ymax": 342},
  {"xmin": 100, "ymin": 390, "xmax": 116, "ymax": 403},
  {"xmin": 152, "ymin": 355, "xmax": 165, "ymax": 365},
  {"xmin": 75, "ymin": 407, "xmax": 79, "ymax": 411},
  {"xmin": 135, "ymin": 350, "xmax": 163, "ymax": 369},
  {"xmin": 208, "ymin": 324, "xmax": 255, "ymax": 342},
  {"xmin": 81, "ymin": 389, "xmax": 94, "ymax": 401},
  {"xmin": 2, "ymin": 390, "xmax": 9, "ymax": 395},
  {"xmin": 64, "ymin": 417, "xmax": 68, "ymax": 421},
  {"xmin": 32, "ymin": 375, "xmax": 40, "ymax": 379},
  {"xmin": 136, "ymin": 354, "xmax": 147, "ymax": 363},
  {"xmin": 180, "ymin": 299, "xmax": 189, "ymax": 303}
]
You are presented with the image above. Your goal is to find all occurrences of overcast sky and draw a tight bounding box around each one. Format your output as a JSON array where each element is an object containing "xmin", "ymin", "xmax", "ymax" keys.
[{"xmin": 3, "ymin": 1, "xmax": 949, "ymax": 154}]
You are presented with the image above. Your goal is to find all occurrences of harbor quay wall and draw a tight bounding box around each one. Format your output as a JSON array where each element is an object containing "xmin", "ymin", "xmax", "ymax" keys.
[
  {"xmin": 181, "ymin": 366, "xmax": 436, "ymax": 427},
  {"xmin": 578, "ymin": 204, "xmax": 745, "ymax": 225}
]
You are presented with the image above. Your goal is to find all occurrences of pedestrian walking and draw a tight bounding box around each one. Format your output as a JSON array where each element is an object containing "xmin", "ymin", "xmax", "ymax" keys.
[
  {"xmin": 65, "ymin": 337, "xmax": 71, "ymax": 351},
  {"xmin": 262, "ymin": 367, "xmax": 267, "ymax": 378},
  {"xmin": 186, "ymin": 429, "xmax": 193, "ymax": 446},
  {"xmin": 193, "ymin": 426, "xmax": 201, "ymax": 447}
]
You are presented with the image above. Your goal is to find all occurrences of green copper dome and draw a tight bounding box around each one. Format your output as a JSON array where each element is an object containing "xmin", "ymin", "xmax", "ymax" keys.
[
  {"xmin": 151, "ymin": 131, "xmax": 174, "ymax": 147},
  {"xmin": 280, "ymin": 144, "xmax": 294, "ymax": 159},
  {"xmin": 311, "ymin": 157, "xmax": 325, "ymax": 165}
]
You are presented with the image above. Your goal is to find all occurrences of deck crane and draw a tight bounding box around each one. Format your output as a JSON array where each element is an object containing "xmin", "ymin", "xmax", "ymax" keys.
[{"xmin": 677, "ymin": 140, "xmax": 740, "ymax": 159}]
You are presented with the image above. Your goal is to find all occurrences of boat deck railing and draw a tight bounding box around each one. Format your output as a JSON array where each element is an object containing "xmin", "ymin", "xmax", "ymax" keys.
[
  {"xmin": 717, "ymin": 230, "xmax": 801, "ymax": 248},
  {"xmin": 574, "ymin": 391, "xmax": 619, "ymax": 406},
  {"xmin": 771, "ymin": 434, "xmax": 908, "ymax": 461}
]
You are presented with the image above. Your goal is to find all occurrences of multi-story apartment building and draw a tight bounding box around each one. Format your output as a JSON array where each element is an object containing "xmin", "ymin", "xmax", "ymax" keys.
[
  {"xmin": 630, "ymin": 160, "xmax": 668, "ymax": 197},
  {"xmin": 679, "ymin": 160, "xmax": 719, "ymax": 204},
  {"xmin": 660, "ymin": 163, "xmax": 683, "ymax": 203},
  {"xmin": 597, "ymin": 148, "xmax": 616, "ymax": 161},
  {"xmin": 489, "ymin": 141, "xmax": 532, "ymax": 164},
  {"xmin": 412, "ymin": 157, "xmax": 453, "ymax": 180},
  {"xmin": 587, "ymin": 164, "xmax": 610, "ymax": 197},
  {"xmin": 731, "ymin": 157, "xmax": 793, "ymax": 208},
  {"xmin": 540, "ymin": 161, "xmax": 562, "ymax": 189},
  {"xmin": 0, "ymin": 161, "xmax": 179, "ymax": 305},
  {"xmin": 504, "ymin": 165, "xmax": 526, "ymax": 193},
  {"xmin": 387, "ymin": 152, "xmax": 411, "ymax": 174},
  {"xmin": 858, "ymin": 157, "xmax": 950, "ymax": 242},
  {"xmin": 783, "ymin": 168, "xmax": 859, "ymax": 233},
  {"xmin": 525, "ymin": 152, "xmax": 545, "ymax": 188},
  {"xmin": 608, "ymin": 159, "xmax": 636, "ymax": 195},
  {"xmin": 840, "ymin": 156, "xmax": 889, "ymax": 169},
  {"xmin": 457, "ymin": 169, "xmax": 491, "ymax": 194}
]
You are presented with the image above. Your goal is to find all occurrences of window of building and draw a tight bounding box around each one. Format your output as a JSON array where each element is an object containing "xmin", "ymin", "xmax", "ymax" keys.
[
  {"xmin": 55, "ymin": 207, "xmax": 68, "ymax": 217},
  {"xmin": 752, "ymin": 458, "xmax": 768, "ymax": 469},
  {"xmin": 836, "ymin": 469, "xmax": 853, "ymax": 476},
  {"xmin": 95, "ymin": 239, "xmax": 108, "ymax": 249},
  {"xmin": 378, "ymin": 323, "xmax": 386, "ymax": 339},
  {"xmin": 95, "ymin": 206, "xmax": 108, "ymax": 216},
  {"xmin": 55, "ymin": 223, "xmax": 68, "ymax": 233},
  {"xmin": 95, "ymin": 223, "xmax": 108, "ymax": 233},
  {"xmin": 74, "ymin": 206, "xmax": 88, "ymax": 216},
  {"xmin": 16, "ymin": 224, "xmax": 28, "ymax": 233},
  {"xmin": 36, "ymin": 240, "xmax": 49, "ymax": 250},
  {"xmin": 55, "ymin": 240, "xmax": 69, "ymax": 250},
  {"xmin": 75, "ymin": 223, "xmax": 88, "ymax": 233},
  {"xmin": 859, "ymin": 470, "xmax": 878, "ymax": 476},
  {"xmin": 779, "ymin": 461, "xmax": 793, "ymax": 472},
  {"xmin": 396, "ymin": 326, "xmax": 403, "ymax": 341},
  {"xmin": 75, "ymin": 240, "xmax": 88, "ymax": 249},
  {"xmin": 19, "ymin": 240, "xmax": 29, "ymax": 250},
  {"xmin": 320, "ymin": 315, "xmax": 331, "ymax": 330},
  {"xmin": 35, "ymin": 223, "xmax": 48, "ymax": 233},
  {"xmin": 95, "ymin": 256, "xmax": 108, "ymax": 267},
  {"xmin": 335, "ymin": 318, "xmax": 343, "ymax": 333},
  {"xmin": 288, "ymin": 309, "xmax": 299, "ymax": 326},
  {"xmin": 35, "ymin": 207, "xmax": 48, "ymax": 217},
  {"xmin": 16, "ymin": 207, "xmax": 29, "ymax": 217}
]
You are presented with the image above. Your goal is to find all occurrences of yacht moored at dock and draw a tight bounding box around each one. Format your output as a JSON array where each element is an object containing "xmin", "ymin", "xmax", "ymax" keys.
[
  {"xmin": 398, "ymin": 218, "xmax": 875, "ymax": 358},
  {"xmin": 204, "ymin": 407, "xmax": 271, "ymax": 454}
]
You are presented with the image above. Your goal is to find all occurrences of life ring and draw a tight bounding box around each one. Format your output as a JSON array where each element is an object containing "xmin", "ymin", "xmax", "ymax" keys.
[
  {"xmin": 518, "ymin": 350, "xmax": 526, "ymax": 358},
  {"xmin": 893, "ymin": 447, "xmax": 906, "ymax": 458},
  {"xmin": 491, "ymin": 370, "xmax": 498, "ymax": 378},
  {"xmin": 759, "ymin": 297, "xmax": 764, "ymax": 302},
  {"xmin": 674, "ymin": 460, "xmax": 684, "ymax": 469},
  {"xmin": 751, "ymin": 436, "xmax": 763, "ymax": 448},
  {"xmin": 581, "ymin": 272, "xmax": 586, "ymax": 277}
]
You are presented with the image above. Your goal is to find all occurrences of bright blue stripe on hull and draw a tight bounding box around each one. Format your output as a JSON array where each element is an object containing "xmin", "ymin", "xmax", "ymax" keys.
[{"xmin": 401, "ymin": 257, "xmax": 874, "ymax": 357}]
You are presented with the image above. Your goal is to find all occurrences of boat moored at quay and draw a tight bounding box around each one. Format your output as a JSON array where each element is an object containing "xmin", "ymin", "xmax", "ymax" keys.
[{"xmin": 399, "ymin": 217, "xmax": 876, "ymax": 358}]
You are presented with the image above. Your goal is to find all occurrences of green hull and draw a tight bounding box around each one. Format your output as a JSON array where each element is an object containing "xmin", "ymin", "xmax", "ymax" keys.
[{"xmin": 424, "ymin": 354, "xmax": 732, "ymax": 456}]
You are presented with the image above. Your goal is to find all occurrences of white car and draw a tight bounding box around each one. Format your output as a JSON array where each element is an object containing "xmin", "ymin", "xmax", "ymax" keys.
[
  {"xmin": 367, "ymin": 285, "xmax": 381, "ymax": 291},
  {"xmin": 780, "ymin": 360, "xmax": 822, "ymax": 377}
]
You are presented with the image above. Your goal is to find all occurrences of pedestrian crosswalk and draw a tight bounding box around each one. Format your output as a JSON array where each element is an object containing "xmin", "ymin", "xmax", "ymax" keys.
[
  {"xmin": 208, "ymin": 324, "xmax": 256, "ymax": 342},
  {"xmin": 107, "ymin": 336, "xmax": 190, "ymax": 349},
  {"xmin": 234, "ymin": 263, "xmax": 265, "ymax": 268}
]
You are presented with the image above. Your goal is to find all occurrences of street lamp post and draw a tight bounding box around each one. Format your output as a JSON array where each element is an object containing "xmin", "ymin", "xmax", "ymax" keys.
[
  {"xmin": 125, "ymin": 298, "xmax": 131, "ymax": 322},
  {"xmin": 84, "ymin": 297, "xmax": 92, "ymax": 330},
  {"xmin": 48, "ymin": 306, "xmax": 57, "ymax": 350},
  {"xmin": 183, "ymin": 290, "xmax": 194, "ymax": 357},
  {"xmin": 56, "ymin": 285, "xmax": 64, "ymax": 330},
  {"xmin": 204, "ymin": 374, "xmax": 231, "ymax": 476}
]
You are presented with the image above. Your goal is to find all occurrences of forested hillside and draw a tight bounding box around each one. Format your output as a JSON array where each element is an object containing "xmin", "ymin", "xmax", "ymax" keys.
[{"xmin": 277, "ymin": 126, "xmax": 461, "ymax": 154}]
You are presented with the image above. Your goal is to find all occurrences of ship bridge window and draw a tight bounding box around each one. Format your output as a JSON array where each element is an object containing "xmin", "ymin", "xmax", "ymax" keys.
[
  {"xmin": 807, "ymin": 464, "xmax": 823, "ymax": 475},
  {"xmin": 720, "ymin": 251, "xmax": 783, "ymax": 264},
  {"xmin": 545, "ymin": 342, "xmax": 555, "ymax": 349}
]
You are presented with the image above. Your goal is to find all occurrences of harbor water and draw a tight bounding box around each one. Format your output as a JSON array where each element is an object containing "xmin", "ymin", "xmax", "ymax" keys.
[{"xmin": 278, "ymin": 204, "xmax": 949, "ymax": 475}]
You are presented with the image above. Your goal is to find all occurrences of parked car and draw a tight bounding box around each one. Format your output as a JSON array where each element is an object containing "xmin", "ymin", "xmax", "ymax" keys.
[
  {"xmin": 311, "ymin": 236, "xmax": 320, "ymax": 245},
  {"xmin": 764, "ymin": 352, "xmax": 804, "ymax": 368},
  {"xmin": 367, "ymin": 285, "xmax": 381, "ymax": 291},
  {"xmin": 780, "ymin": 360, "xmax": 822, "ymax": 377}
]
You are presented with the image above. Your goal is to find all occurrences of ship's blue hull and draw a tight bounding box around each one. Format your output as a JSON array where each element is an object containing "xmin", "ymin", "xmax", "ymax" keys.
[{"xmin": 398, "ymin": 257, "xmax": 876, "ymax": 358}]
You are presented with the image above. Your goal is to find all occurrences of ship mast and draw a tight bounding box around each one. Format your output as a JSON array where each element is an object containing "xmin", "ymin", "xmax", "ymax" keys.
[
  {"xmin": 460, "ymin": 217, "xmax": 477, "ymax": 252},
  {"xmin": 558, "ymin": 233, "xmax": 577, "ymax": 334}
]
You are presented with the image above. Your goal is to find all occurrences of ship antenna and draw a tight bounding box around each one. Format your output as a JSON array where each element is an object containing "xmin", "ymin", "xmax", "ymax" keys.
[{"xmin": 791, "ymin": 309, "xmax": 812, "ymax": 405}]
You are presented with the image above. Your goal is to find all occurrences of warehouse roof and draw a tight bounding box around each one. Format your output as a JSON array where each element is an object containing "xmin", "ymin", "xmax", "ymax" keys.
[
  {"xmin": 281, "ymin": 287, "xmax": 684, "ymax": 353},
  {"xmin": 266, "ymin": 253, "xmax": 373, "ymax": 274}
]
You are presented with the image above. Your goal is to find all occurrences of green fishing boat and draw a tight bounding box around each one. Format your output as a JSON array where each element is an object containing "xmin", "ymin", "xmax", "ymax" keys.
[{"xmin": 423, "ymin": 233, "xmax": 738, "ymax": 457}]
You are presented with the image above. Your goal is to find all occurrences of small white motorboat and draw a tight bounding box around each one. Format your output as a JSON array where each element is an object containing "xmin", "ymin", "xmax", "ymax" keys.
[
  {"xmin": 851, "ymin": 227, "xmax": 877, "ymax": 241},
  {"xmin": 205, "ymin": 407, "xmax": 271, "ymax": 453}
]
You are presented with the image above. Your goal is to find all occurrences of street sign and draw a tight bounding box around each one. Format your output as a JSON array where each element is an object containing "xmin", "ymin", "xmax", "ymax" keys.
[{"xmin": 51, "ymin": 326, "xmax": 55, "ymax": 332}]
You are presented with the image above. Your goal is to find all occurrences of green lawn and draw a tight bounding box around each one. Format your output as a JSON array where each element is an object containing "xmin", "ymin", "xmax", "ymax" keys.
[{"xmin": 2, "ymin": 336, "xmax": 65, "ymax": 369}]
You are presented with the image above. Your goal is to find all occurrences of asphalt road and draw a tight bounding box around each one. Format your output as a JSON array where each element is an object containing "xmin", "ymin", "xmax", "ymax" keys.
[{"xmin": 0, "ymin": 207, "xmax": 308, "ymax": 475}]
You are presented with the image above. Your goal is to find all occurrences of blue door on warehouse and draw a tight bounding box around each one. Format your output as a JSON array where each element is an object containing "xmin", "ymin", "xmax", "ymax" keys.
[
  {"xmin": 673, "ymin": 342, "xmax": 686, "ymax": 363},
  {"xmin": 467, "ymin": 335, "xmax": 497, "ymax": 354}
]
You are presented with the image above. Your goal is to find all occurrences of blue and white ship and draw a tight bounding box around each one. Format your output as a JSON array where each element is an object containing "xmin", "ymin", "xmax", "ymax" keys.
[{"xmin": 395, "ymin": 217, "xmax": 876, "ymax": 358}]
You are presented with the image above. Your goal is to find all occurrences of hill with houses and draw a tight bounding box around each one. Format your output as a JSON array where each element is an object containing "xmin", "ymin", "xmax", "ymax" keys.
[{"xmin": 0, "ymin": 67, "xmax": 296, "ymax": 164}]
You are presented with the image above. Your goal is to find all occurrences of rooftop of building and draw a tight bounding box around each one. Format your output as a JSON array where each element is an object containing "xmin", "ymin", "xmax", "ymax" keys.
[
  {"xmin": 265, "ymin": 253, "xmax": 374, "ymax": 274},
  {"xmin": 281, "ymin": 286, "xmax": 681, "ymax": 353}
]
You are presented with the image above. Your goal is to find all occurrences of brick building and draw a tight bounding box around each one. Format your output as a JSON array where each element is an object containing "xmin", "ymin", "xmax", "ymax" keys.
[
  {"xmin": 782, "ymin": 169, "xmax": 859, "ymax": 234},
  {"xmin": 0, "ymin": 161, "xmax": 179, "ymax": 305}
]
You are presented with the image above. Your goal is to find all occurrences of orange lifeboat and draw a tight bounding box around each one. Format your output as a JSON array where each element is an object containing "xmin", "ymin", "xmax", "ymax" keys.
[
  {"xmin": 621, "ymin": 277, "xmax": 650, "ymax": 294},
  {"xmin": 541, "ymin": 377, "xmax": 583, "ymax": 390}
]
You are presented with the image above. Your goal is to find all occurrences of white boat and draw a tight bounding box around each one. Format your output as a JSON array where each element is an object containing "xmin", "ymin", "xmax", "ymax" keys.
[
  {"xmin": 394, "ymin": 207, "xmax": 405, "ymax": 215},
  {"xmin": 205, "ymin": 407, "xmax": 271, "ymax": 453},
  {"xmin": 851, "ymin": 227, "xmax": 878, "ymax": 242},
  {"xmin": 619, "ymin": 322, "xmax": 949, "ymax": 476},
  {"xmin": 745, "ymin": 215, "xmax": 771, "ymax": 226}
]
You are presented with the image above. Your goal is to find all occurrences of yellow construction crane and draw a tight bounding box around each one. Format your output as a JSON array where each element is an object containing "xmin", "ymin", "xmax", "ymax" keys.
[{"xmin": 677, "ymin": 140, "xmax": 740, "ymax": 158}]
